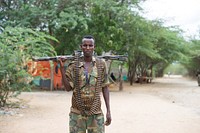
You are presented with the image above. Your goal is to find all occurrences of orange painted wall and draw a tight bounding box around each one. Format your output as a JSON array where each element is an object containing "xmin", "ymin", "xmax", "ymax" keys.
[{"xmin": 27, "ymin": 61, "xmax": 63, "ymax": 90}]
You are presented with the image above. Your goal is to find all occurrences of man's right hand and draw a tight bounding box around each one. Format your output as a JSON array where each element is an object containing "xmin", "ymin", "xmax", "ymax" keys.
[{"xmin": 58, "ymin": 57, "xmax": 65, "ymax": 68}]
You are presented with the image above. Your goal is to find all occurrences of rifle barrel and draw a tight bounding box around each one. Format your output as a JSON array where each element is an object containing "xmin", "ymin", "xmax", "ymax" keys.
[{"xmin": 98, "ymin": 55, "xmax": 128, "ymax": 61}]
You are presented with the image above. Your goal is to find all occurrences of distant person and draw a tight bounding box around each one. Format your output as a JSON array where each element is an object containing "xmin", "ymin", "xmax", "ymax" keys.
[
  {"xmin": 123, "ymin": 75, "xmax": 127, "ymax": 81},
  {"xmin": 110, "ymin": 72, "xmax": 116, "ymax": 81},
  {"xmin": 196, "ymin": 70, "xmax": 200, "ymax": 76},
  {"xmin": 196, "ymin": 70, "xmax": 200, "ymax": 86}
]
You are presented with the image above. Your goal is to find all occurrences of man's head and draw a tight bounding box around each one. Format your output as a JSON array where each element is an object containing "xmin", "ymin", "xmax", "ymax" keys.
[{"xmin": 80, "ymin": 35, "xmax": 95, "ymax": 57}]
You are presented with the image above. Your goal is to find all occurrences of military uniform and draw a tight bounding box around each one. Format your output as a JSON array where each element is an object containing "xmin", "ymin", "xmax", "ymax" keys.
[
  {"xmin": 65, "ymin": 57, "xmax": 109, "ymax": 133},
  {"xmin": 197, "ymin": 72, "xmax": 200, "ymax": 86}
]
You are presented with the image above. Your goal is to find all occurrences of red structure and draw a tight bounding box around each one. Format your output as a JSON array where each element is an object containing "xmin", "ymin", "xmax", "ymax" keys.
[{"xmin": 27, "ymin": 61, "xmax": 63, "ymax": 90}]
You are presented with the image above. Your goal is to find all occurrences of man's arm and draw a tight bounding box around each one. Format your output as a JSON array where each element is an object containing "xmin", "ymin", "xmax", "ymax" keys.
[
  {"xmin": 59, "ymin": 59, "xmax": 72, "ymax": 91},
  {"xmin": 102, "ymin": 86, "xmax": 111, "ymax": 126}
]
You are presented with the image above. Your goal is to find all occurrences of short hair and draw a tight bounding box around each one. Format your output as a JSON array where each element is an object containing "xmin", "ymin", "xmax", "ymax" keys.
[{"xmin": 82, "ymin": 35, "xmax": 95, "ymax": 44}]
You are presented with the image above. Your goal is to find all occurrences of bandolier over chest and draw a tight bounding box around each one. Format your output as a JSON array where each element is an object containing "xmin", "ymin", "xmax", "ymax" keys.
[{"xmin": 72, "ymin": 51, "xmax": 104, "ymax": 116}]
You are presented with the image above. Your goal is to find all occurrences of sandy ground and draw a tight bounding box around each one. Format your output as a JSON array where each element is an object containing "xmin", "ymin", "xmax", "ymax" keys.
[{"xmin": 1, "ymin": 75, "xmax": 200, "ymax": 133}]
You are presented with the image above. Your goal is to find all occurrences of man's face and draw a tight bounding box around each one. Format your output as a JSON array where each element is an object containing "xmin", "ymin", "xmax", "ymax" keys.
[{"xmin": 81, "ymin": 40, "xmax": 95, "ymax": 57}]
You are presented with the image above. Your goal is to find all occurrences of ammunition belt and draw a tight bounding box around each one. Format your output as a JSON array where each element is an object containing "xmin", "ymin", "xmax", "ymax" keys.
[
  {"xmin": 74, "ymin": 51, "xmax": 85, "ymax": 115},
  {"xmin": 74, "ymin": 51, "xmax": 103, "ymax": 116},
  {"xmin": 88, "ymin": 58, "xmax": 103, "ymax": 115}
]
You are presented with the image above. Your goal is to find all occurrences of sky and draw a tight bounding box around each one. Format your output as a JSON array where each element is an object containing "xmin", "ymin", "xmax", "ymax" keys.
[{"xmin": 140, "ymin": 0, "xmax": 200, "ymax": 38}]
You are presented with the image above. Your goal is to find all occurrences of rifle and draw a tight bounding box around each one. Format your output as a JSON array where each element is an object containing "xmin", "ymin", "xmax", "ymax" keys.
[
  {"xmin": 32, "ymin": 55, "xmax": 75, "ymax": 62},
  {"xmin": 32, "ymin": 54, "xmax": 128, "ymax": 62}
]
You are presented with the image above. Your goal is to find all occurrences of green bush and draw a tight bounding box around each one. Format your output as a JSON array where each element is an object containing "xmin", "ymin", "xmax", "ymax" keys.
[{"xmin": 0, "ymin": 27, "xmax": 57, "ymax": 107}]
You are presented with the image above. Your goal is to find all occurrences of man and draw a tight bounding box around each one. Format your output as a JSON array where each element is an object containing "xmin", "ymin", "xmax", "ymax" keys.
[
  {"xmin": 196, "ymin": 70, "xmax": 200, "ymax": 86},
  {"xmin": 59, "ymin": 35, "xmax": 111, "ymax": 133},
  {"xmin": 110, "ymin": 72, "xmax": 116, "ymax": 81}
]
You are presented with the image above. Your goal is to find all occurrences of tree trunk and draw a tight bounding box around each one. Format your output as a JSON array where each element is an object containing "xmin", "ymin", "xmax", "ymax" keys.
[
  {"xmin": 119, "ymin": 63, "xmax": 123, "ymax": 91},
  {"xmin": 129, "ymin": 65, "xmax": 136, "ymax": 85}
]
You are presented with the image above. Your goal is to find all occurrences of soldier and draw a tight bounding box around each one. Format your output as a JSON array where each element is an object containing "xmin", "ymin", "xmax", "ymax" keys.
[
  {"xmin": 59, "ymin": 35, "xmax": 111, "ymax": 133},
  {"xmin": 196, "ymin": 70, "xmax": 200, "ymax": 86}
]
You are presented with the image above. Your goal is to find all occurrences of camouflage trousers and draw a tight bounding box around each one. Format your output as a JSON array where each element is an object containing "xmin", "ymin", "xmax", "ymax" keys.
[{"xmin": 69, "ymin": 112, "xmax": 105, "ymax": 133}]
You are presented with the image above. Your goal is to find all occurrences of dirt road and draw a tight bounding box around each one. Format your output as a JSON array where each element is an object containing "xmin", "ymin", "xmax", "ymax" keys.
[{"xmin": 1, "ymin": 76, "xmax": 200, "ymax": 133}]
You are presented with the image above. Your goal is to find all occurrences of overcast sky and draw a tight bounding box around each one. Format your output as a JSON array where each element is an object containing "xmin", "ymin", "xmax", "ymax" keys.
[{"xmin": 140, "ymin": 0, "xmax": 200, "ymax": 37}]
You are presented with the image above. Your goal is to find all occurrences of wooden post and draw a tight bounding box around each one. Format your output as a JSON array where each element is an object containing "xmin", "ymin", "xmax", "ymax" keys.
[
  {"xmin": 107, "ymin": 60, "xmax": 113, "ymax": 76},
  {"xmin": 119, "ymin": 62, "xmax": 123, "ymax": 91},
  {"xmin": 50, "ymin": 61, "xmax": 54, "ymax": 91}
]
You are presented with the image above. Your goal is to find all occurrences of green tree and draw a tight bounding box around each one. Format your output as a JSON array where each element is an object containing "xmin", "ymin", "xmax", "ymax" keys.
[
  {"xmin": 0, "ymin": 27, "xmax": 57, "ymax": 107},
  {"xmin": 152, "ymin": 22, "xmax": 186, "ymax": 77},
  {"xmin": 121, "ymin": 14, "xmax": 162, "ymax": 84},
  {"xmin": 181, "ymin": 36, "xmax": 200, "ymax": 76},
  {"xmin": 1, "ymin": 0, "xmax": 191, "ymax": 85}
]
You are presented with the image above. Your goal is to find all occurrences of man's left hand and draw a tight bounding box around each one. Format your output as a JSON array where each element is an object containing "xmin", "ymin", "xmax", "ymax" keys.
[{"xmin": 104, "ymin": 112, "xmax": 111, "ymax": 126}]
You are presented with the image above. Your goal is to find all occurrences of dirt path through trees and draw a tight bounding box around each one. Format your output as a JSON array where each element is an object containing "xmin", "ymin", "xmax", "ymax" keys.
[{"xmin": 1, "ymin": 76, "xmax": 200, "ymax": 133}]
